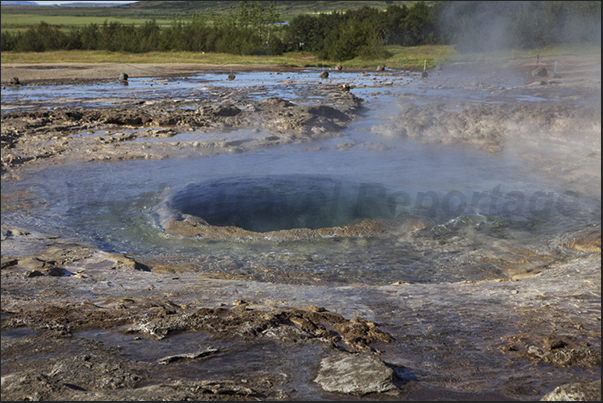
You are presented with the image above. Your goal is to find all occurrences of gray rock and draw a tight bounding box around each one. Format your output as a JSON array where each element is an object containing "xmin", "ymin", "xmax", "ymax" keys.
[
  {"xmin": 543, "ymin": 336, "xmax": 567, "ymax": 351},
  {"xmin": 157, "ymin": 348, "xmax": 218, "ymax": 365},
  {"xmin": 421, "ymin": 71, "xmax": 429, "ymax": 79},
  {"xmin": 528, "ymin": 346, "xmax": 601, "ymax": 367},
  {"xmin": 554, "ymin": 349, "xmax": 601, "ymax": 367},
  {"xmin": 1, "ymin": 257, "xmax": 18, "ymax": 270},
  {"xmin": 319, "ymin": 71, "xmax": 329, "ymax": 79},
  {"xmin": 541, "ymin": 379, "xmax": 601, "ymax": 401},
  {"xmin": 258, "ymin": 97, "xmax": 295, "ymax": 108},
  {"xmin": 196, "ymin": 104, "xmax": 241, "ymax": 117},
  {"xmin": 227, "ymin": 74, "xmax": 236, "ymax": 81},
  {"xmin": 119, "ymin": 73, "xmax": 128, "ymax": 81},
  {"xmin": 376, "ymin": 65, "xmax": 385, "ymax": 71},
  {"xmin": 6, "ymin": 228, "xmax": 29, "ymax": 237},
  {"xmin": 314, "ymin": 353, "xmax": 396, "ymax": 395},
  {"xmin": 195, "ymin": 105, "xmax": 213, "ymax": 116},
  {"xmin": 335, "ymin": 64, "xmax": 343, "ymax": 71},
  {"xmin": 532, "ymin": 67, "xmax": 548, "ymax": 77},
  {"xmin": 215, "ymin": 104, "xmax": 241, "ymax": 117}
]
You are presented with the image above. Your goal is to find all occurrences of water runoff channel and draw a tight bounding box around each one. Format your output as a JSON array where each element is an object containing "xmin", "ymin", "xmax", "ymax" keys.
[{"xmin": 2, "ymin": 68, "xmax": 600, "ymax": 286}]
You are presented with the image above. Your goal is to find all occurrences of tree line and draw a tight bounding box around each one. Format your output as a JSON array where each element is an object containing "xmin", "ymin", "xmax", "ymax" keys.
[
  {"xmin": 1, "ymin": 1, "xmax": 600, "ymax": 58},
  {"xmin": 0, "ymin": 1, "xmax": 283, "ymax": 55},
  {"xmin": 284, "ymin": 2, "xmax": 437, "ymax": 61}
]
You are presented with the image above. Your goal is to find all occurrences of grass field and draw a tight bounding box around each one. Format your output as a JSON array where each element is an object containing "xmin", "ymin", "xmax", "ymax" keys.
[
  {"xmin": 2, "ymin": 44, "xmax": 599, "ymax": 70},
  {"xmin": 344, "ymin": 45, "xmax": 456, "ymax": 69},
  {"xmin": 1, "ymin": 13, "xmax": 176, "ymax": 33},
  {"xmin": 0, "ymin": 47, "xmax": 458, "ymax": 70},
  {"xmin": 4, "ymin": 44, "xmax": 598, "ymax": 70},
  {"xmin": 0, "ymin": 49, "xmax": 322, "ymax": 67}
]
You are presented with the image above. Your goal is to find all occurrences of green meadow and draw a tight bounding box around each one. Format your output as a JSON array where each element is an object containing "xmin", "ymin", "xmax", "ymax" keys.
[
  {"xmin": 0, "ymin": 47, "xmax": 458, "ymax": 70},
  {"xmin": 0, "ymin": 49, "xmax": 315, "ymax": 67},
  {"xmin": 1, "ymin": 13, "xmax": 175, "ymax": 33},
  {"xmin": 3, "ymin": 44, "xmax": 599, "ymax": 70}
]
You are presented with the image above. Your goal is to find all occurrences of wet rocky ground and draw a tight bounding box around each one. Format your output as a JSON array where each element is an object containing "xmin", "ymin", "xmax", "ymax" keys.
[
  {"xmin": 1, "ymin": 82, "xmax": 362, "ymax": 172},
  {"xmin": 1, "ymin": 55, "xmax": 601, "ymax": 401}
]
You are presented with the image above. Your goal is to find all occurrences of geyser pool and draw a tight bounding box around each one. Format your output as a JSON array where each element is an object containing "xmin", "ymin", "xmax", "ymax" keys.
[
  {"xmin": 1, "ymin": 65, "xmax": 599, "ymax": 286},
  {"xmin": 152, "ymin": 175, "xmax": 400, "ymax": 237},
  {"xmin": 2, "ymin": 135, "xmax": 598, "ymax": 284}
]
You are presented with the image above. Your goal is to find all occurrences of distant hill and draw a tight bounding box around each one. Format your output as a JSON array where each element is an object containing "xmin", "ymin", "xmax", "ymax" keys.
[
  {"xmin": 120, "ymin": 1, "xmax": 411, "ymax": 18},
  {"xmin": 53, "ymin": 2, "xmax": 129, "ymax": 6},
  {"xmin": 1, "ymin": 1, "xmax": 413, "ymax": 20},
  {"xmin": 1, "ymin": 1, "xmax": 37, "ymax": 5}
]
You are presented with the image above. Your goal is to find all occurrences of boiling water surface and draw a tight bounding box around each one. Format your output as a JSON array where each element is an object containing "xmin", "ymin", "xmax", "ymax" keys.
[{"xmin": 3, "ymin": 128, "xmax": 598, "ymax": 285}]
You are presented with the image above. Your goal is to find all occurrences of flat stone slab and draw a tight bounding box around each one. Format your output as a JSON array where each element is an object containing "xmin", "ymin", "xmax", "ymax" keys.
[
  {"xmin": 157, "ymin": 348, "xmax": 218, "ymax": 365},
  {"xmin": 314, "ymin": 353, "xmax": 396, "ymax": 395},
  {"xmin": 541, "ymin": 380, "xmax": 601, "ymax": 401}
]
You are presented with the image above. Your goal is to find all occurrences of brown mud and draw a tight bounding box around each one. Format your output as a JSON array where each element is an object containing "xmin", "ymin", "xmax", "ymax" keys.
[{"xmin": 1, "ymin": 55, "xmax": 601, "ymax": 401}]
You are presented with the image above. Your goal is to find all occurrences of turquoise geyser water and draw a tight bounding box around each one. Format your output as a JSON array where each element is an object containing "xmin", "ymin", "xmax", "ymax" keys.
[{"xmin": 152, "ymin": 174, "xmax": 399, "ymax": 233}]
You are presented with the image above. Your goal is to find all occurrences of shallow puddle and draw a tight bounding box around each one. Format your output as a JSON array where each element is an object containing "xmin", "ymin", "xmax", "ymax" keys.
[{"xmin": 1, "ymin": 69, "xmax": 413, "ymax": 112}]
